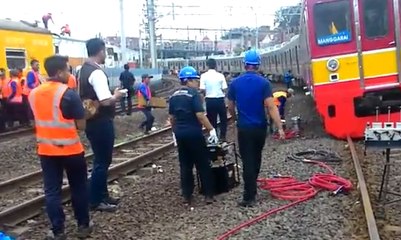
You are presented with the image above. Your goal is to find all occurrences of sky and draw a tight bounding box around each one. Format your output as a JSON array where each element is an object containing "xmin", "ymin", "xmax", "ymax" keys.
[{"xmin": 2, "ymin": 0, "xmax": 300, "ymax": 41}]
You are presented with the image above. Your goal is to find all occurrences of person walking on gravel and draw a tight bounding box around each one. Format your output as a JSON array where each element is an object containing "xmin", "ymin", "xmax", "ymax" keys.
[
  {"xmin": 227, "ymin": 49, "xmax": 286, "ymax": 207},
  {"xmin": 79, "ymin": 38, "xmax": 124, "ymax": 212},
  {"xmin": 137, "ymin": 74, "xmax": 155, "ymax": 134},
  {"xmin": 29, "ymin": 55, "xmax": 91, "ymax": 239},
  {"xmin": 169, "ymin": 66, "xmax": 219, "ymax": 206},
  {"xmin": 200, "ymin": 58, "xmax": 228, "ymax": 142}
]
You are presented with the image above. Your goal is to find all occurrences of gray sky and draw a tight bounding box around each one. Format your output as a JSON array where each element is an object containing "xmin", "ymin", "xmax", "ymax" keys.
[{"xmin": 3, "ymin": 0, "xmax": 300, "ymax": 40}]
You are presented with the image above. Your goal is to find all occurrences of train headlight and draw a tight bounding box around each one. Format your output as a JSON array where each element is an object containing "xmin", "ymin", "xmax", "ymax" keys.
[{"xmin": 326, "ymin": 58, "xmax": 340, "ymax": 72}]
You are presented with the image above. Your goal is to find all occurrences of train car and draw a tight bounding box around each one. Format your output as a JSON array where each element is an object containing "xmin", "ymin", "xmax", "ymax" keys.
[
  {"xmin": 299, "ymin": 0, "xmax": 401, "ymax": 139},
  {"xmin": 0, "ymin": 19, "xmax": 54, "ymax": 78}
]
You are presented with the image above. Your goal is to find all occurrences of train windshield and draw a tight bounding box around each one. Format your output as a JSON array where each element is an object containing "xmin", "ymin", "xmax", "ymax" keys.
[
  {"xmin": 313, "ymin": 0, "xmax": 352, "ymax": 46},
  {"xmin": 363, "ymin": 0, "xmax": 388, "ymax": 38}
]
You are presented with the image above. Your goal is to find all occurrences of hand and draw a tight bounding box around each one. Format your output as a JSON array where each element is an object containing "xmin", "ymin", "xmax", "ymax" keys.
[
  {"xmin": 146, "ymin": 100, "xmax": 151, "ymax": 107},
  {"xmin": 113, "ymin": 88, "xmax": 124, "ymax": 99},
  {"xmin": 208, "ymin": 128, "xmax": 219, "ymax": 144},
  {"xmin": 278, "ymin": 129, "xmax": 286, "ymax": 140}
]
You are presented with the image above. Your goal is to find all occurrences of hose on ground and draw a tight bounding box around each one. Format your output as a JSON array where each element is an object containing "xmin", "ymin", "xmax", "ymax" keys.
[
  {"xmin": 287, "ymin": 149, "xmax": 342, "ymax": 164},
  {"xmin": 216, "ymin": 155, "xmax": 352, "ymax": 240}
]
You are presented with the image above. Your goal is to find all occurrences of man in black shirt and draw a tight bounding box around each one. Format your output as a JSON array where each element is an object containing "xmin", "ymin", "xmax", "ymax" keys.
[{"xmin": 119, "ymin": 64, "xmax": 135, "ymax": 115}]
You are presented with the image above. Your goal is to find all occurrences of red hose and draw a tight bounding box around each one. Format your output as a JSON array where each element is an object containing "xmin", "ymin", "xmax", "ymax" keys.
[
  {"xmin": 272, "ymin": 129, "xmax": 299, "ymax": 140},
  {"xmin": 216, "ymin": 160, "xmax": 352, "ymax": 240}
]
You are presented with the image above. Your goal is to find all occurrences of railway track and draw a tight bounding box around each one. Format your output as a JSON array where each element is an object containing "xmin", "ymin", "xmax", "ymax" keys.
[
  {"xmin": 0, "ymin": 78, "xmax": 177, "ymax": 143},
  {"xmin": 347, "ymin": 137, "xmax": 381, "ymax": 240},
  {"xmin": 0, "ymin": 114, "xmax": 231, "ymax": 231}
]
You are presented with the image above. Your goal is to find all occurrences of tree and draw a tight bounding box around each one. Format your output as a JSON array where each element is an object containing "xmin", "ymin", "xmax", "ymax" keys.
[{"xmin": 274, "ymin": 3, "xmax": 301, "ymax": 30}]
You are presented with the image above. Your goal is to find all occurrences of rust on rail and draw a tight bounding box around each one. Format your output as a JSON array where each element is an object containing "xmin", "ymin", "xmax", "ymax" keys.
[{"xmin": 347, "ymin": 136, "xmax": 380, "ymax": 240}]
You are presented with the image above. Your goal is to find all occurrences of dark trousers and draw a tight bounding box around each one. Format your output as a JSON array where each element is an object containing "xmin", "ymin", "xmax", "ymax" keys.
[
  {"xmin": 120, "ymin": 89, "xmax": 133, "ymax": 115},
  {"xmin": 237, "ymin": 128, "xmax": 267, "ymax": 201},
  {"xmin": 40, "ymin": 153, "xmax": 89, "ymax": 234},
  {"xmin": 176, "ymin": 134, "xmax": 213, "ymax": 198},
  {"xmin": 140, "ymin": 107, "xmax": 154, "ymax": 132},
  {"xmin": 6, "ymin": 102, "xmax": 24, "ymax": 126},
  {"xmin": 21, "ymin": 95, "xmax": 30, "ymax": 125},
  {"xmin": 85, "ymin": 118, "xmax": 115, "ymax": 206},
  {"xmin": 286, "ymin": 81, "xmax": 292, "ymax": 89},
  {"xmin": 0, "ymin": 99, "xmax": 5, "ymax": 132},
  {"xmin": 205, "ymin": 97, "xmax": 227, "ymax": 140},
  {"xmin": 42, "ymin": 17, "xmax": 48, "ymax": 29}
]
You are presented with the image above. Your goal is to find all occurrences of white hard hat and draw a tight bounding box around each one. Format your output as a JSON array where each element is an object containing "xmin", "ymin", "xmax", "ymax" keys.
[{"xmin": 287, "ymin": 88, "xmax": 295, "ymax": 94}]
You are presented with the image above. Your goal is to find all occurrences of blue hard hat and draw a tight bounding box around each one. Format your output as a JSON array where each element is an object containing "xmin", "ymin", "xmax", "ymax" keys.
[
  {"xmin": 178, "ymin": 66, "xmax": 199, "ymax": 81},
  {"xmin": 243, "ymin": 49, "xmax": 261, "ymax": 65}
]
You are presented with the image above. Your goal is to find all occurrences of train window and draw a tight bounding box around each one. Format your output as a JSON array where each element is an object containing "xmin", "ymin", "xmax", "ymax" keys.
[
  {"xmin": 6, "ymin": 49, "xmax": 26, "ymax": 69},
  {"xmin": 313, "ymin": 0, "xmax": 352, "ymax": 46},
  {"xmin": 363, "ymin": 0, "xmax": 388, "ymax": 38}
]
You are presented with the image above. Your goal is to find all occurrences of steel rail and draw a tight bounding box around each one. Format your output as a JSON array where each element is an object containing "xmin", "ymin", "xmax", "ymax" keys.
[
  {"xmin": 0, "ymin": 127, "xmax": 173, "ymax": 195},
  {"xmin": 0, "ymin": 80, "xmax": 177, "ymax": 142},
  {"xmin": 0, "ymin": 113, "xmax": 231, "ymax": 228},
  {"xmin": 347, "ymin": 136, "xmax": 381, "ymax": 240}
]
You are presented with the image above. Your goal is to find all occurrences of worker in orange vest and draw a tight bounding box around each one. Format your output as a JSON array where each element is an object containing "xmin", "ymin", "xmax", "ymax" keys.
[
  {"xmin": 5, "ymin": 69, "xmax": 23, "ymax": 128},
  {"xmin": 23, "ymin": 59, "xmax": 40, "ymax": 122},
  {"xmin": 0, "ymin": 68, "xmax": 6, "ymax": 132},
  {"xmin": 28, "ymin": 55, "xmax": 92, "ymax": 239},
  {"xmin": 61, "ymin": 24, "xmax": 71, "ymax": 36}
]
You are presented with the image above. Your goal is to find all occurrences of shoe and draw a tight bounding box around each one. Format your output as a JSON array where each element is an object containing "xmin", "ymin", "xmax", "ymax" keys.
[
  {"xmin": 77, "ymin": 221, "xmax": 94, "ymax": 239},
  {"xmin": 238, "ymin": 199, "xmax": 256, "ymax": 208},
  {"xmin": 91, "ymin": 202, "xmax": 117, "ymax": 212},
  {"xmin": 104, "ymin": 196, "xmax": 120, "ymax": 205},
  {"xmin": 205, "ymin": 196, "xmax": 214, "ymax": 205},
  {"xmin": 45, "ymin": 231, "xmax": 67, "ymax": 240},
  {"xmin": 144, "ymin": 130, "xmax": 150, "ymax": 135},
  {"xmin": 183, "ymin": 196, "xmax": 192, "ymax": 206}
]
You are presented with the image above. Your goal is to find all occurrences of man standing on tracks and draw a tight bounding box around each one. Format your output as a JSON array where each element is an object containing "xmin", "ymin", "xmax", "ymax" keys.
[
  {"xmin": 29, "ymin": 55, "xmax": 92, "ymax": 239},
  {"xmin": 137, "ymin": 74, "xmax": 155, "ymax": 134},
  {"xmin": 119, "ymin": 64, "xmax": 135, "ymax": 115},
  {"xmin": 23, "ymin": 60, "xmax": 41, "ymax": 123},
  {"xmin": 200, "ymin": 58, "xmax": 228, "ymax": 142},
  {"xmin": 169, "ymin": 66, "xmax": 218, "ymax": 205},
  {"xmin": 227, "ymin": 49, "xmax": 285, "ymax": 207},
  {"xmin": 79, "ymin": 38, "xmax": 125, "ymax": 212},
  {"xmin": 284, "ymin": 70, "xmax": 294, "ymax": 89}
]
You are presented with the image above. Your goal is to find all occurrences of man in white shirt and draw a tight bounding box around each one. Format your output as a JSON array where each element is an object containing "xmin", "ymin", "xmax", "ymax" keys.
[
  {"xmin": 200, "ymin": 58, "xmax": 228, "ymax": 142},
  {"xmin": 79, "ymin": 38, "xmax": 124, "ymax": 212}
]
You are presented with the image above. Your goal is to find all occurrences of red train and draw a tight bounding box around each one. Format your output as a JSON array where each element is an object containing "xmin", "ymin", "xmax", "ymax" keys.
[{"xmin": 161, "ymin": 0, "xmax": 401, "ymax": 139}]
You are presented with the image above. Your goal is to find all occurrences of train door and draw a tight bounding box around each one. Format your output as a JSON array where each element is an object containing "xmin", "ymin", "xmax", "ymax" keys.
[{"xmin": 356, "ymin": 0, "xmax": 401, "ymax": 90}]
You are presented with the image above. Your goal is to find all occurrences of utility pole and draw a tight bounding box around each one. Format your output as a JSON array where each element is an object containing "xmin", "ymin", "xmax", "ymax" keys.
[
  {"xmin": 119, "ymin": 0, "xmax": 127, "ymax": 65},
  {"xmin": 146, "ymin": 0, "xmax": 157, "ymax": 68},
  {"xmin": 255, "ymin": 14, "xmax": 259, "ymax": 49},
  {"xmin": 139, "ymin": 27, "xmax": 143, "ymax": 68}
]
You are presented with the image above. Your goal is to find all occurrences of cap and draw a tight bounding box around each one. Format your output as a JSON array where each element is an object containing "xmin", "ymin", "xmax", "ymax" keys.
[{"xmin": 141, "ymin": 73, "xmax": 153, "ymax": 79}]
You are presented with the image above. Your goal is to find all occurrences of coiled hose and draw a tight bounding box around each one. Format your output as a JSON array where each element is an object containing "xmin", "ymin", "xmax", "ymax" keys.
[{"xmin": 216, "ymin": 151, "xmax": 352, "ymax": 240}]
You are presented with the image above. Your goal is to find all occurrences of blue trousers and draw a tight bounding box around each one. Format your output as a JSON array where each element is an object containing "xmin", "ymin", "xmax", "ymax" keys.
[
  {"xmin": 40, "ymin": 153, "xmax": 89, "ymax": 234},
  {"xmin": 85, "ymin": 118, "xmax": 115, "ymax": 206}
]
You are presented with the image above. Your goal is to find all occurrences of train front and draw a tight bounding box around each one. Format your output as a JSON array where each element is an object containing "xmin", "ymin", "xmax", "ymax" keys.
[{"xmin": 304, "ymin": 0, "xmax": 401, "ymax": 139}]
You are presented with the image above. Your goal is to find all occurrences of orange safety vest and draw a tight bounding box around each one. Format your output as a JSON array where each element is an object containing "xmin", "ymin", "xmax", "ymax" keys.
[
  {"xmin": 273, "ymin": 91, "xmax": 287, "ymax": 106},
  {"xmin": 137, "ymin": 83, "xmax": 151, "ymax": 108},
  {"xmin": 23, "ymin": 70, "xmax": 40, "ymax": 96},
  {"xmin": 29, "ymin": 81, "xmax": 84, "ymax": 156},
  {"xmin": 0, "ymin": 77, "xmax": 7, "ymax": 98},
  {"xmin": 6, "ymin": 78, "xmax": 23, "ymax": 103},
  {"xmin": 67, "ymin": 74, "xmax": 77, "ymax": 90}
]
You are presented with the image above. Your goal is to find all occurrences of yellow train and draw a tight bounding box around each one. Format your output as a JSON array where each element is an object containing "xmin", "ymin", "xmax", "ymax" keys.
[
  {"xmin": 0, "ymin": 19, "xmax": 137, "ymax": 78},
  {"xmin": 0, "ymin": 19, "xmax": 54, "ymax": 77}
]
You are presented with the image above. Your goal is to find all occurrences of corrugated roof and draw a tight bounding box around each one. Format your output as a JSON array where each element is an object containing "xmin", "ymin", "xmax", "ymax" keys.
[{"xmin": 0, "ymin": 19, "xmax": 51, "ymax": 34}]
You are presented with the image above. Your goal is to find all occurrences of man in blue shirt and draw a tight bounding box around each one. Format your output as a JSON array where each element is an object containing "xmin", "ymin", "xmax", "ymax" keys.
[
  {"xmin": 137, "ymin": 74, "xmax": 155, "ymax": 134},
  {"xmin": 284, "ymin": 70, "xmax": 293, "ymax": 89},
  {"xmin": 169, "ymin": 66, "xmax": 218, "ymax": 206},
  {"xmin": 227, "ymin": 49, "xmax": 285, "ymax": 207},
  {"xmin": 119, "ymin": 64, "xmax": 135, "ymax": 115}
]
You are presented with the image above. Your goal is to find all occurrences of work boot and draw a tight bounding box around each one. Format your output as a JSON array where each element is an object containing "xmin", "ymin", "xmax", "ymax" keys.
[
  {"xmin": 183, "ymin": 196, "xmax": 192, "ymax": 206},
  {"xmin": 104, "ymin": 196, "xmax": 120, "ymax": 205},
  {"xmin": 45, "ymin": 231, "xmax": 67, "ymax": 240},
  {"xmin": 238, "ymin": 199, "xmax": 256, "ymax": 208},
  {"xmin": 91, "ymin": 202, "xmax": 117, "ymax": 212},
  {"xmin": 205, "ymin": 196, "xmax": 214, "ymax": 205},
  {"xmin": 77, "ymin": 221, "xmax": 94, "ymax": 239}
]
